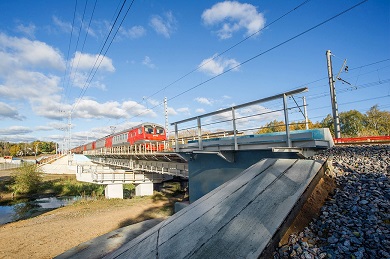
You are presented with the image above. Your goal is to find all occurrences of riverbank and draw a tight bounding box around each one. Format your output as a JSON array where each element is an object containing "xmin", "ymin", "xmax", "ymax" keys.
[
  {"xmin": 0, "ymin": 168, "xmax": 104, "ymax": 204},
  {"xmin": 0, "ymin": 195, "xmax": 174, "ymax": 258}
]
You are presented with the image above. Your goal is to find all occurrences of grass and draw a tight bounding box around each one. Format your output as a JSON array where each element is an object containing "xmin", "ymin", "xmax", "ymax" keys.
[{"xmin": 0, "ymin": 170, "xmax": 105, "ymax": 204}]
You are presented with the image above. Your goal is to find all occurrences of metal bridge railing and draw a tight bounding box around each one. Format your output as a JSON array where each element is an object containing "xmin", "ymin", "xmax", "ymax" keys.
[{"xmin": 171, "ymin": 88, "xmax": 308, "ymax": 152}]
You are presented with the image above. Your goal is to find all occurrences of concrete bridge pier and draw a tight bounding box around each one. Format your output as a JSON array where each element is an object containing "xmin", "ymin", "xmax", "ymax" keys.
[
  {"xmin": 135, "ymin": 182, "xmax": 154, "ymax": 196},
  {"xmin": 105, "ymin": 184, "xmax": 124, "ymax": 199},
  {"xmin": 105, "ymin": 182, "xmax": 154, "ymax": 198}
]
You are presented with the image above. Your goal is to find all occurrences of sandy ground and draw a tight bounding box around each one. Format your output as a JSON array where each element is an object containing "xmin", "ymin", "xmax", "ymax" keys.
[
  {"xmin": 0, "ymin": 164, "xmax": 335, "ymax": 259},
  {"xmin": 0, "ymin": 168, "xmax": 172, "ymax": 259},
  {"xmin": 0, "ymin": 197, "xmax": 170, "ymax": 259}
]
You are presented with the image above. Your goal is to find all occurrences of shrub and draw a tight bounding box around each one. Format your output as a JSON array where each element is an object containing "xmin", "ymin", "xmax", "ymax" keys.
[{"xmin": 11, "ymin": 163, "xmax": 43, "ymax": 195}]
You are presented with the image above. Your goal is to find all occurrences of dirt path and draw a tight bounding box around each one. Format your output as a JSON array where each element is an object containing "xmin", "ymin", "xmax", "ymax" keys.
[{"xmin": 0, "ymin": 197, "xmax": 170, "ymax": 259}]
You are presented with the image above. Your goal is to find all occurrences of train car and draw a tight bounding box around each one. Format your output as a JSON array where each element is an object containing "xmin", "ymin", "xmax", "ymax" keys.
[
  {"xmin": 73, "ymin": 123, "xmax": 166, "ymax": 153},
  {"xmin": 111, "ymin": 123, "xmax": 166, "ymax": 151},
  {"xmin": 129, "ymin": 123, "xmax": 166, "ymax": 151},
  {"xmin": 85, "ymin": 141, "xmax": 96, "ymax": 151}
]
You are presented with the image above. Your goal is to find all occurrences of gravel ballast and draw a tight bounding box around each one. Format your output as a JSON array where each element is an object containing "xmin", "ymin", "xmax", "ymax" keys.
[{"xmin": 275, "ymin": 145, "xmax": 390, "ymax": 259}]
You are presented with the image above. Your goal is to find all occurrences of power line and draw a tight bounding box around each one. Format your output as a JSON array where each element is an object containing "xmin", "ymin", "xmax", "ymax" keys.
[
  {"xmin": 126, "ymin": 0, "xmax": 369, "ymax": 121},
  {"xmin": 71, "ymin": 0, "xmax": 136, "ymax": 114},
  {"xmin": 114, "ymin": 0, "xmax": 313, "ymax": 121},
  {"xmin": 143, "ymin": 0, "xmax": 312, "ymax": 101},
  {"xmin": 65, "ymin": 0, "xmax": 90, "ymax": 102},
  {"xmin": 61, "ymin": 0, "xmax": 78, "ymax": 107},
  {"xmin": 69, "ymin": 0, "xmax": 98, "ymax": 93}
]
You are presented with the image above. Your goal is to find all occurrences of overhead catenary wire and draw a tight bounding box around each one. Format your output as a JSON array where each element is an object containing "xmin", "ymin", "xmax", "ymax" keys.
[
  {"xmin": 143, "ymin": 0, "xmax": 312, "ymax": 101},
  {"xmin": 124, "ymin": 0, "xmax": 369, "ymax": 122},
  {"xmin": 111, "ymin": 0, "xmax": 313, "ymax": 123},
  {"xmin": 64, "ymin": 0, "xmax": 90, "ymax": 102},
  {"xmin": 61, "ymin": 0, "xmax": 78, "ymax": 107},
  {"xmin": 71, "ymin": 0, "xmax": 136, "ymax": 114}
]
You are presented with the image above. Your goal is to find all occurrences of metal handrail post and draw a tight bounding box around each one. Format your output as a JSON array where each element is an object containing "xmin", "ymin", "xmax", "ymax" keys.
[
  {"xmin": 232, "ymin": 107, "xmax": 238, "ymax": 150},
  {"xmin": 174, "ymin": 123, "xmax": 179, "ymax": 152},
  {"xmin": 283, "ymin": 94, "xmax": 292, "ymax": 147},
  {"xmin": 197, "ymin": 117, "xmax": 203, "ymax": 150}
]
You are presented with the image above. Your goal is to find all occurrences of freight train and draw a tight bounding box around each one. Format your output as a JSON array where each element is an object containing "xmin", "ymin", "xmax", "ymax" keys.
[{"xmin": 71, "ymin": 123, "xmax": 167, "ymax": 154}]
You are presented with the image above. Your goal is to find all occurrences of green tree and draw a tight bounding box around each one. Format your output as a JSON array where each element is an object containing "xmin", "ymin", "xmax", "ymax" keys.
[
  {"xmin": 339, "ymin": 110, "xmax": 365, "ymax": 137},
  {"xmin": 9, "ymin": 144, "xmax": 21, "ymax": 156},
  {"xmin": 12, "ymin": 163, "xmax": 43, "ymax": 194},
  {"xmin": 365, "ymin": 105, "xmax": 390, "ymax": 135},
  {"xmin": 257, "ymin": 120, "xmax": 285, "ymax": 134}
]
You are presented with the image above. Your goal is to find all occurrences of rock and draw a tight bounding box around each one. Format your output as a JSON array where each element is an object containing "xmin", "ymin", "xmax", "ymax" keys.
[
  {"xmin": 276, "ymin": 145, "xmax": 390, "ymax": 259},
  {"xmin": 327, "ymin": 236, "xmax": 338, "ymax": 244}
]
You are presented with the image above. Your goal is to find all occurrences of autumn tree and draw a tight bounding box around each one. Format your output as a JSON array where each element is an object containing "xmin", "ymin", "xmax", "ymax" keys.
[
  {"xmin": 364, "ymin": 105, "xmax": 390, "ymax": 135},
  {"xmin": 339, "ymin": 110, "xmax": 365, "ymax": 137},
  {"xmin": 9, "ymin": 144, "xmax": 21, "ymax": 156}
]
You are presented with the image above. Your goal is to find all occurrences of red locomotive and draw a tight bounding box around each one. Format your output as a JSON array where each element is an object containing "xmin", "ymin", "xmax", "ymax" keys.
[{"xmin": 71, "ymin": 123, "xmax": 167, "ymax": 153}]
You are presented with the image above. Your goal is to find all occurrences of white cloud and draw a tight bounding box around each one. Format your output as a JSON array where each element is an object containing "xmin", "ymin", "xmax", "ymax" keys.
[
  {"xmin": 177, "ymin": 107, "xmax": 190, "ymax": 115},
  {"xmin": 196, "ymin": 108, "xmax": 206, "ymax": 113},
  {"xmin": 142, "ymin": 56, "xmax": 156, "ymax": 68},
  {"xmin": 149, "ymin": 11, "xmax": 177, "ymax": 38},
  {"xmin": 0, "ymin": 135, "xmax": 37, "ymax": 143},
  {"xmin": 48, "ymin": 122, "xmax": 68, "ymax": 130},
  {"xmin": 0, "ymin": 70, "xmax": 61, "ymax": 101},
  {"xmin": 202, "ymin": 1, "xmax": 265, "ymax": 39},
  {"xmin": 0, "ymin": 126, "xmax": 33, "ymax": 135},
  {"xmin": 16, "ymin": 23, "xmax": 36, "ymax": 38},
  {"xmin": 195, "ymin": 97, "xmax": 213, "ymax": 105},
  {"xmin": 167, "ymin": 107, "xmax": 177, "ymax": 116},
  {"xmin": 0, "ymin": 102, "xmax": 24, "ymax": 120},
  {"xmin": 0, "ymin": 33, "xmax": 65, "ymax": 71},
  {"xmin": 122, "ymin": 100, "xmax": 157, "ymax": 118},
  {"xmin": 120, "ymin": 25, "xmax": 146, "ymax": 39},
  {"xmin": 52, "ymin": 16, "xmax": 72, "ymax": 33},
  {"xmin": 71, "ymin": 51, "xmax": 115, "ymax": 72},
  {"xmin": 73, "ymin": 99, "xmax": 127, "ymax": 119},
  {"xmin": 198, "ymin": 54, "xmax": 240, "ymax": 76},
  {"xmin": 35, "ymin": 126, "xmax": 54, "ymax": 131}
]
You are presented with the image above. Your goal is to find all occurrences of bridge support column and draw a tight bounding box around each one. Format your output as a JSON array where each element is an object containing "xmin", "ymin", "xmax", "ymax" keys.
[
  {"xmin": 135, "ymin": 182, "xmax": 154, "ymax": 196},
  {"xmin": 105, "ymin": 184, "xmax": 123, "ymax": 199}
]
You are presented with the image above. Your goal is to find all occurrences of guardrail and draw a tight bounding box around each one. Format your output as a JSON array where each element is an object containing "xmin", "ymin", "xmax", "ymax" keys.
[{"xmin": 171, "ymin": 88, "xmax": 308, "ymax": 152}]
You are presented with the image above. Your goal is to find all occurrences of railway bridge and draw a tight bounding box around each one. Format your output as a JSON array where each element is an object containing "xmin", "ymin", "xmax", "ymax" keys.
[
  {"xmin": 74, "ymin": 88, "xmax": 334, "ymax": 200},
  {"xmin": 57, "ymin": 88, "xmax": 339, "ymax": 258}
]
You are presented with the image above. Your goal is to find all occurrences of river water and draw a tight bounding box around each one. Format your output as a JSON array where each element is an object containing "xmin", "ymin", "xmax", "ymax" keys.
[{"xmin": 0, "ymin": 196, "xmax": 81, "ymax": 225}]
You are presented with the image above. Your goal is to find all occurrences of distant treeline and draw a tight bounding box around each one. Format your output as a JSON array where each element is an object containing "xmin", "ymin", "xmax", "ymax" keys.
[
  {"xmin": 0, "ymin": 141, "xmax": 57, "ymax": 157},
  {"xmin": 257, "ymin": 105, "xmax": 390, "ymax": 137}
]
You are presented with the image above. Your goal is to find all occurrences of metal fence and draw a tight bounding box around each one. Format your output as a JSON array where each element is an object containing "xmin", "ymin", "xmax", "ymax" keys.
[{"xmin": 171, "ymin": 87, "xmax": 308, "ymax": 151}]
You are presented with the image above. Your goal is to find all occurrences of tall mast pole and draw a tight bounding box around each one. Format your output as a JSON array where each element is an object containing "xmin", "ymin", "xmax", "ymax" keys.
[
  {"xmin": 164, "ymin": 97, "xmax": 169, "ymax": 138},
  {"xmin": 303, "ymin": 96, "xmax": 309, "ymax": 130},
  {"xmin": 326, "ymin": 50, "xmax": 341, "ymax": 139}
]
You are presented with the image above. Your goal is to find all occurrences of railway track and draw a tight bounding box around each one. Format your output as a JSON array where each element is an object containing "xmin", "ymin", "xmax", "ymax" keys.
[{"xmin": 334, "ymin": 136, "xmax": 390, "ymax": 145}]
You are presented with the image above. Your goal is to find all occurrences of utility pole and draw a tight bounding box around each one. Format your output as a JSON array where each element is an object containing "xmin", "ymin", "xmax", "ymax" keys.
[
  {"xmin": 68, "ymin": 111, "xmax": 72, "ymax": 154},
  {"xmin": 326, "ymin": 50, "xmax": 341, "ymax": 139},
  {"xmin": 303, "ymin": 96, "xmax": 309, "ymax": 130},
  {"xmin": 164, "ymin": 97, "xmax": 169, "ymax": 138}
]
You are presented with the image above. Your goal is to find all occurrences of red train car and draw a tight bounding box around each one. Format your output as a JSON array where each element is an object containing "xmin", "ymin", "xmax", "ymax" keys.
[{"xmin": 81, "ymin": 123, "xmax": 166, "ymax": 152}]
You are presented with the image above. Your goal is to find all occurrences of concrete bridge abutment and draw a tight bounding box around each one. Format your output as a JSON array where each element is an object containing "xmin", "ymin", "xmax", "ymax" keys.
[{"xmin": 104, "ymin": 182, "xmax": 154, "ymax": 199}]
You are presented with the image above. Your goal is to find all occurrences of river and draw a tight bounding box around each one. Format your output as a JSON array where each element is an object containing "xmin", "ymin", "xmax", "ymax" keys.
[{"xmin": 0, "ymin": 196, "xmax": 81, "ymax": 225}]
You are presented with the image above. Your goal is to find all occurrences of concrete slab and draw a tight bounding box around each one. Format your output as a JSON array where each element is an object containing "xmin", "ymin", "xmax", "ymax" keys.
[
  {"xmin": 55, "ymin": 218, "xmax": 165, "ymax": 259},
  {"xmin": 105, "ymin": 158, "xmax": 324, "ymax": 259}
]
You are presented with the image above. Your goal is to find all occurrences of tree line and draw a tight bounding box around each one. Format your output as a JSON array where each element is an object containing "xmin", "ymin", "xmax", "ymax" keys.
[
  {"xmin": 0, "ymin": 141, "xmax": 57, "ymax": 157},
  {"xmin": 257, "ymin": 105, "xmax": 390, "ymax": 137},
  {"xmin": 0, "ymin": 105, "xmax": 388, "ymax": 157}
]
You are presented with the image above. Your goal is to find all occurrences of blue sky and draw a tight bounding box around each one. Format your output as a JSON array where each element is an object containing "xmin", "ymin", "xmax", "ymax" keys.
[{"xmin": 0, "ymin": 0, "xmax": 389, "ymax": 148}]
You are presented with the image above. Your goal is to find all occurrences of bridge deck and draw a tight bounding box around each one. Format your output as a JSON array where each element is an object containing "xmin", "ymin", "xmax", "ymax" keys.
[{"xmin": 105, "ymin": 158, "xmax": 325, "ymax": 258}]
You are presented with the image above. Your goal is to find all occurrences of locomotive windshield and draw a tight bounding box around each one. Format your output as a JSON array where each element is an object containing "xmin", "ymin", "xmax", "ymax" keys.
[
  {"xmin": 156, "ymin": 126, "xmax": 165, "ymax": 135},
  {"xmin": 144, "ymin": 125, "xmax": 154, "ymax": 134}
]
